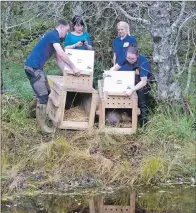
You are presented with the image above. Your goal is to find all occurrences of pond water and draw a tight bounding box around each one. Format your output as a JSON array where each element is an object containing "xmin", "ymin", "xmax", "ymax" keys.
[{"xmin": 1, "ymin": 186, "xmax": 196, "ymax": 213}]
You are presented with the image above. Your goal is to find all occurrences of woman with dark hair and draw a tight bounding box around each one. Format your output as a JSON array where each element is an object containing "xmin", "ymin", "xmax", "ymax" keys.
[{"xmin": 64, "ymin": 16, "xmax": 92, "ymax": 50}]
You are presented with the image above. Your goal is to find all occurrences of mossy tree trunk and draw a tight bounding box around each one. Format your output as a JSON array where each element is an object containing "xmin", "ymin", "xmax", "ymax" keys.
[{"xmin": 149, "ymin": 2, "xmax": 181, "ymax": 100}]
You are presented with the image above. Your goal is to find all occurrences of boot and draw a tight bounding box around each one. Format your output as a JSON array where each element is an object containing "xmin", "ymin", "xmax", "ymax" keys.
[
  {"xmin": 36, "ymin": 104, "xmax": 54, "ymax": 133},
  {"xmin": 28, "ymin": 97, "xmax": 37, "ymax": 118}
]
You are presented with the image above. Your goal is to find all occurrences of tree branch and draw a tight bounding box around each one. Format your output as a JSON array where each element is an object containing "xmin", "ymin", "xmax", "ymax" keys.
[
  {"xmin": 185, "ymin": 47, "xmax": 196, "ymax": 94},
  {"xmin": 178, "ymin": 28, "xmax": 191, "ymax": 76},
  {"xmin": 171, "ymin": 1, "xmax": 186, "ymax": 31},
  {"xmin": 170, "ymin": 13, "xmax": 196, "ymax": 54},
  {"xmin": 112, "ymin": 2, "xmax": 150, "ymax": 25}
]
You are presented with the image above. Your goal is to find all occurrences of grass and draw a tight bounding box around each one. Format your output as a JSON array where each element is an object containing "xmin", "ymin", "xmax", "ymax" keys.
[{"xmin": 1, "ymin": 62, "xmax": 196, "ymax": 196}]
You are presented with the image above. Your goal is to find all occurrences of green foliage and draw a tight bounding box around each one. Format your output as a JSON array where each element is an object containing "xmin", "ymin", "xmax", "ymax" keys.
[
  {"xmin": 136, "ymin": 32, "xmax": 153, "ymax": 58},
  {"xmin": 143, "ymin": 104, "xmax": 195, "ymax": 144},
  {"xmin": 140, "ymin": 157, "xmax": 164, "ymax": 184},
  {"xmin": 2, "ymin": 62, "xmax": 33, "ymax": 101}
]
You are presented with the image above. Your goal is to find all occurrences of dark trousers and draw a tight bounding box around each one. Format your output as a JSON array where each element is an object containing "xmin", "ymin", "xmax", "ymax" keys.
[{"xmin": 137, "ymin": 86, "xmax": 149, "ymax": 127}]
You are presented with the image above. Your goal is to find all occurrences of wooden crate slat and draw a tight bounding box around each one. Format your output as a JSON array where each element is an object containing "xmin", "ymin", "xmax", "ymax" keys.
[
  {"xmin": 48, "ymin": 90, "xmax": 61, "ymax": 107},
  {"xmin": 104, "ymin": 127, "xmax": 133, "ymax": 134},
  {"xmin": 103, "ymin": 205, "xmax": 130, "ymax": 213},
  {"xmin": 63, "ymin": 74, "xmax": 93, "ymax": 90},
  {"xmin": 47, "ymin": 99, "xmax": 59, "ymax": 123},
  {"xmin": 60, "ymin": 121, "xmax": 88, "ymax": 130}
]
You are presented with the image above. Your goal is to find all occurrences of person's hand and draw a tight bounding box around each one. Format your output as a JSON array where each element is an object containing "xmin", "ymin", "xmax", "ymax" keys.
[
  {"xmin": 73, "ymin": 67, "xmax": 81, "ymax": 76},
  {"xmin": 75, "ymin": 41, "xmax": 83, "ymax": 48},
  {"xmin": 84, "ymin": 40, "xmax": 88, "ymax": 46},
  {"xmin": 125, "ymin": 89, "xmax": 134, "ymax": 97}
]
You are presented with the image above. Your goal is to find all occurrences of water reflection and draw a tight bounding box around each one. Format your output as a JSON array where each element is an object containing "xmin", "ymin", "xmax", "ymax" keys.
[{"xmin": 2, "ymin": 187, "xmax": 196, "ymax": 213}]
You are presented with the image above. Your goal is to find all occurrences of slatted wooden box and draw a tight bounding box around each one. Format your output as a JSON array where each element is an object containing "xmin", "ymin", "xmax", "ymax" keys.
[
  {"xmin": 47, "ymin": 75, "xmax": 98, "ymax": 131},
  {"xmin": 63, "ymin": 70, "xmax": 93, "ymax": 90},
  {"xmin": 98, "ymin": 79, "xmax": 139, "ymax": 134},
  {"xmin": 63, "ymin": 49, "xmax": 95, "ymax": 90}
]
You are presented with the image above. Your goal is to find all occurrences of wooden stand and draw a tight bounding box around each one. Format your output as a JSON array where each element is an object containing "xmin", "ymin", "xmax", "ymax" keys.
[
  {"xmin": 98, "ymin": 80, "xmax": 139, "ymax": 134},
  {"xmin": 47, "ymin": 75, "xmax": 98, "ymax": 131}
]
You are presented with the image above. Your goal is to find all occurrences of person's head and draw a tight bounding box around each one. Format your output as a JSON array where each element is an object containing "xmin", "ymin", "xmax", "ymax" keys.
[
  {"xmin": 117, "ymin": 21, "xmax": 130, "ymax": 38},
  {"xmin": 126, "ymin": 46, "xmax": 139, "ymax": 64},
  {"xmin": 55, "ymin": 19, "xmax": 71, "ymax": 38},
  {"xmin": 72, "ymin": 16, "xmax": 85, "ymax": 34}
]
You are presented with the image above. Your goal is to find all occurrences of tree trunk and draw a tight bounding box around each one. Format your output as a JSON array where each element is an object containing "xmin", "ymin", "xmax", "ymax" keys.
[{"xmin": 149, "ymin": 2, "xmax": 181, "ymax": 100}]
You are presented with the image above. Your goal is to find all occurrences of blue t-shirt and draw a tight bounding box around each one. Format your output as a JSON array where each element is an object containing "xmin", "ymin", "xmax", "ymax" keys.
[
  {"xmin": 64, "ymin": 32, "xmax": 92, "ymax": 50},
  {"xmin": 118, "ymin": 54, "xmax": 151, "ymax": 79},
  {"xmin": 25, "ymin": 29, "xmax": 60, "ymax": 70},
  {"xmin": 113, "ymin": 35, "xmax": 137, "ymax": 71}
]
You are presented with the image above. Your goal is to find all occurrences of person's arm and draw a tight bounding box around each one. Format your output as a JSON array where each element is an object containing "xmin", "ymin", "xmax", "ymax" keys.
[
  {"xmin": 113, "ymin": 53, "xmax": 116, "ymax": 66},
  {"xmin": 110, "ymin": 63, "xmax": 121, "ymax": 71},
  {"xmin": 113, "ymin": 38, "xmax": 117, "ymax": 66},
  {"xmin": 84, "ymin": 40, "xmax": 92, "ymax": 50},
  {"xmin": 126, "ymin": 77, "xmax": 147, "ymax": 96},
  {"xmin": 64, "ymin": 41, "xmax": 83, "ymax": 50},
  {"xmin": 126, "ymin": 59, "xmax": 150, "ymax": 96},
  {"xmin": 55, "ymin": 53, "xmax": 65, "ymax": 73},
  {"xmin": 84, "ymin": 32, "xmax": 92, "ymax": 50},
  {"xmin": 110, "ymin": 58, "xmax": 128, "ymax": 71},
  {"xmin": 53, "ymin": 43, "xmax": 80, "ymax": 75}
]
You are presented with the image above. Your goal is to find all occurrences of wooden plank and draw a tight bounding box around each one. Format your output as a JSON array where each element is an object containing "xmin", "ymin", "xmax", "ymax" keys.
[
  {"xmin": 103, "ymin": 205, "xmax": 130, "ymax": 213},
  {"xmin": 88, "ymin": 93, "xmax": 98, "ymax": 130},
  {"xmin": 48, "ymin": 91, "xmax": 60, "ymax": 107},
  {"xmin": 107, "ymin": 92, "xmax": 127, "ymax": 96},
  {"xmin": 131, "ymin": 93, "xmax": 138, "ymax": 133},
  {"xmin": 89, "ymin": 198, "xmax": 95, "ymax": 213},
  {"xmin": 66, "ymin": 70, "xmax": 92, "ymax": 76},
  {"xmin": 130, "ymin": 191, "xmax": 136, "ymax": 213},
  {"xmin": 47, "ymin": 99, "xmax": 59, "ymax": 124},
  {"xmin": 99, "ymin": 101, "xmax": 105, "ymax": 130},
  {"xmin": 98, "ymin": 80, "xmax": 104, "ymax": 99},
  {"xmin": 65, "ymin": 88, "xmax": 98, "ymax": 94},
  {"xmin": 48, "ymin": 75, "xmax": 97, "ymax": 93},
  {"xmin": 104, "ymin": 127, "xmax": 133, "ymax": 134},
  {"xmin": 63, "ymin": 74, "xmax": 93, "ymax": 90},
  {"xmin": 97, "ymin": 196, "xmax": 104, "ymax": 213},
  {"xmin": 105, "ymin": 96, "xmax": 133, "ymax": 108},
  {"xmin": 60, "ymin": 121, "xmax": 88, "ymax": 130},
  {"xmin": 56, "ymin": 90, "xmax": 67, "ymax": 127}
]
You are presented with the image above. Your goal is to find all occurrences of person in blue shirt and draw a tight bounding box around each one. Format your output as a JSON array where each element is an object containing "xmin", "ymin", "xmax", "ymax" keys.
[
  {"xmin": 64, "ymin": 16, "xmax": 92, "ymax": 50},
  {"xmin": 110, "ymin": 45, "xmax": 151, "ymax": 127},
  {"xmin": 25, "ymin": 19, "xmax": 80, "ymax": 133},
  {"xmin": 113, "ymin": 21, "xmax": 137, "ymax": 71}
]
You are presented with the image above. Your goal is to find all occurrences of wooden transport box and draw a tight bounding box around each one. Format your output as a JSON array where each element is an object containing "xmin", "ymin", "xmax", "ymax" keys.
[
  {"xmin": 47, "ymin": 75, "xmax": 98, "ymax": 131},
  {"xmin": 63, "ymin": 49, "xmax": 95, "ymax": 90},
  {"xmin": 98, "ymin": 79, "xmax": 139, "ymax": 134}
]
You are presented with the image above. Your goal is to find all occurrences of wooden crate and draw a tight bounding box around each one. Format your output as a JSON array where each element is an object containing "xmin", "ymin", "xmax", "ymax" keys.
[
  {"xmin": 89, "ymin": 192, "xmax": 136, "ymax": 213},
  {"xmin": 98, "ymin": 80, "xmax": 139, "ymax": 134},
  {"xmin": 47, "ymin": 75, "xmax": 98, "ymax": 131},
  {"xmin": 63, "ymin": 70, "xmax": 93, "ymax": 90}
]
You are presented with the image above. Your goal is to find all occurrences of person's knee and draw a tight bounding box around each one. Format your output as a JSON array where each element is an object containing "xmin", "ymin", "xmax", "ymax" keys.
[{"xmin": 37, "ymin": 94, "xmax": 48, "ymax": 104}]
